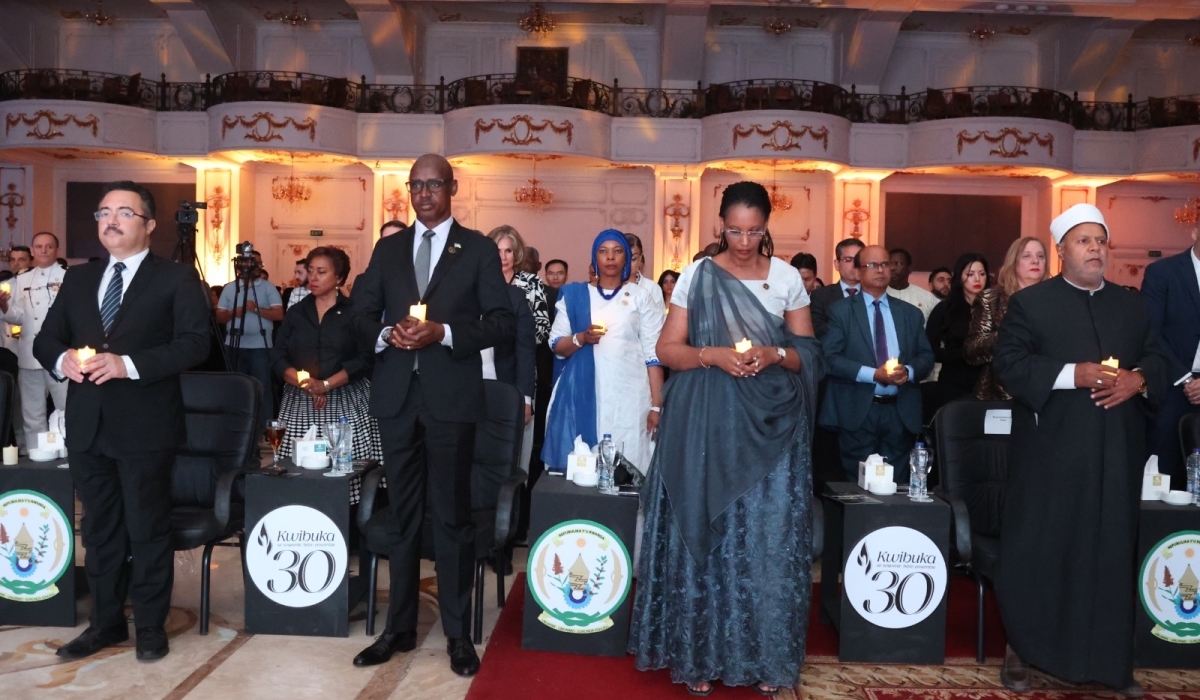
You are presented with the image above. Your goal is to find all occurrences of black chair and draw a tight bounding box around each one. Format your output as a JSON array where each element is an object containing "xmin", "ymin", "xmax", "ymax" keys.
[
  {"xmin": 359, "ymin": 379, "xmax": 527, "ymax": 643},
  {"xmin": 170, "ymin": 372, "xmax": 261, "ymax": 635},
  {"xmin": 933, "ymin": 398, "xmax": 1012, "ymax": 663},
  {"xmin": 0, "ymin": 370, "xmax": 14, "ymax": 446},
  {"xmin": 1182, "ymin": 412, "xmax": 1200, "ymax": 460}
]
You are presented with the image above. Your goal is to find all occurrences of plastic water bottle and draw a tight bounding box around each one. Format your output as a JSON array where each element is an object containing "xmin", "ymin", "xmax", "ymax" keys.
[
  {"xmin": 1187, "ymin": 448, "xmax": 1200, "ymax": 506},
  {"xmin": 908, "ymin": 442, "xmax": 932, "ymax": 502},
  {"xmin": 598, "ymin": 434, "xmax": 618, "ymax": 495},
  {"xmin": 335, "ymin": 416, "xmax": 354, "ymax": 474}
]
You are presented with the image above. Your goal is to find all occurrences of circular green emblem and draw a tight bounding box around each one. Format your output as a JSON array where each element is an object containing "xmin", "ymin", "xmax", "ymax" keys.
[
  {"xmin": 526, "ymin": 519, "xmax": 632, "ymax": 634},
  {"xmin": 1139, "ymin": 530, "xmax": 1200, "ymax": 644},
  {"xmin": 0, "ymin": 489, "xmax": 74, "ymax": 602}
]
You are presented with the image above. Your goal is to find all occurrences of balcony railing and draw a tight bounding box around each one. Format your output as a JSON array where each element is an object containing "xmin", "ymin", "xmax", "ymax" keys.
[{"xmin": 3, "ymin": 68, "xmax": 1199, "ymax": 132}]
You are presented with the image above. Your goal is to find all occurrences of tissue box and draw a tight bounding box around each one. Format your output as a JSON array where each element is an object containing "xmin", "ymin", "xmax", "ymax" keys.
[
  {"xmin": 1142, "ymin": 472, "xmax": 1171, "ymax": 500},
  {"xmin": 858, "ymin": 461, "xmax": 895, "ymax": 490},
  {"xmin": 294, "ymin": 438, "xmax": 328, "ymax": 463},
  {"xmin": 36, "ymin": 431, "xmax": 60, "ymax": 452},
  {"xmin": 565, "ymin": 452, "xmax": 597, "ymax": 482}
]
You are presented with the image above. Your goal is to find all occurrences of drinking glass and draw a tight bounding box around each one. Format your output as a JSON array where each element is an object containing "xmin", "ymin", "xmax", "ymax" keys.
[
  {"xmin": 324, "ymin": 422, "xmax": 344, "ymax": 473},
  {"xmin": 265, "ymin": 419, "xmax": 286, "ymax": 473},
  {"xmin": 909, "ymin": 447, "xmax": 934, "ymax": 503}
]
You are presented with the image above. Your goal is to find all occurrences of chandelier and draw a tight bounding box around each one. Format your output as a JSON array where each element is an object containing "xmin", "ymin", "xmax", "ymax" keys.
[
  {"xmin": 768, "ymin": 163, "xmax": 792, "ymax": 211},
  {"xmin": 84, "ymin": 0, "xmax": 115, "ymax": 26},
  {"xmin": 969, "ymin": 22, "xmax": 995, "ymax": 42},
  {"xmin": 272, "ymin": 157, "xmax": 312, "ymax": 207},
  {"xmin": 514, "ymin": 159, "xmax": 553, "ymax": 212},
  {"xmin": 266, "ymin": 1, "xmax": 309, "ymax": 27},
  {"xmin": 1175, "ymin": 197, "xmax": 1200, "ymax": 226},
  {"xmin": 764, "ymin": 15, "xmax": 793, "ymax": 37},
  {"xmin": 519, "ymin": 4, "xmax": 556, "ymax": 36}
]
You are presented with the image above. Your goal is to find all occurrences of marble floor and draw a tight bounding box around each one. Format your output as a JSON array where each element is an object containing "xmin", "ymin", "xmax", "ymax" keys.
[{"xmin": 0, "ymin": 541, "xmax": 510, "ymax": 700}]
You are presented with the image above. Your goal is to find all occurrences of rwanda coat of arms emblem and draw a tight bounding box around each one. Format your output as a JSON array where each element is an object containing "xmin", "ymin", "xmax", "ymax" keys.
[
  {"xmin": 1140, "ymin": 530, "xmax": 1200, "ymax": 644},
  {"xmin": 527, "ymin": 519, "xmax": 632, "ymax": 634},
  {"xmin": 0, "ymin": 489, "xmax": 73, "ymax": 602}
]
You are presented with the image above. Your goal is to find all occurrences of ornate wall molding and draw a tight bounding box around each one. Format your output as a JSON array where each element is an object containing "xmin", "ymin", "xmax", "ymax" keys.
[
  {"xmin": 1, "ymin": 183, "xmax": 24, "ymax": 231},
  {"xmin": 732, "ymin": 121, "xmax": 830, "ymax": 152},
  {"xmin": 473, "ymin": 115, "xmax": 574, "ymax": 146},
  {"xmin": 956, "ymin": 128, "xmax": 1054, "ymax": 158},
  {"xmin": 5, "ymin": 110, "xmax": 99, "ymax": 140},
  {"xmin": 221, "ymin": 113, "xmax": 317, "ymax": 143}
]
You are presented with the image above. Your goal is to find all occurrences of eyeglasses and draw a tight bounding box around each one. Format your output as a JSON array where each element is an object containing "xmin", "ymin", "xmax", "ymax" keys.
[
  {"xmin": 838, "ymin": 256, "xmax": 857, "ymax": 264},
  {"xmin": 721, "ymin": 229, "xmax": 767, "ymax": 241},
  {"xmin": 859, "ymin": 262, "xmax": 889, "ymax": 271},
  {"xmin": 406, "ymin": 179, "xmax": 448, "ymax": 193},
  {"xmin": 93, "ymin": 207, "xmax": 150, "ymax": 222}
]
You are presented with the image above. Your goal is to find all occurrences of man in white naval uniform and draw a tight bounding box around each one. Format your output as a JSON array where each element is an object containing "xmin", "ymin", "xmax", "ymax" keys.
[{"xmin": 0, "ymin": 232, "xmax": 68, "ymax": 448}]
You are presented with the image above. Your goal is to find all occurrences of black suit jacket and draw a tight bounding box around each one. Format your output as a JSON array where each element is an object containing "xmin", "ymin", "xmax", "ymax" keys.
[
  {"xmin": 818, "ymin": 293, "xmax": 935, "ymax": 435},
  {"xmin": 33, "ymin": 253, "xmax": 212, "ymax": 453},
  {"xmin": 352, "ymin": 221, "xmax": 514, "ymax": 422},
  {"xmin": 494, "ymin": 285, "xmax": 536, "ymax": 400},
  {"xmin": 810, "ymin": 282, "xmax": 856, "ymax": 338},
  {"xmin": 1141, "ymin": 248, "xmax": 1200, "ymax": 381}
]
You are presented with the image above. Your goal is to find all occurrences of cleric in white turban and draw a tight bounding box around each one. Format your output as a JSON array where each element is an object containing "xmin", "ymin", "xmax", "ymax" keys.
[{"xmin": 991, "ymin": 203, "xmax": 1169, "ymax": 697}]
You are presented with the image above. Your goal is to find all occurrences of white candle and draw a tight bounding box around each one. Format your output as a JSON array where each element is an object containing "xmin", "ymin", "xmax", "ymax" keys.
[
  {"xmin": 593, "ymin": 320, "xmax": 607, "ymax": 334},
  {"xmin": 296, "ymin": 370, "xmax": 310, "ymax": 386},
  {"xmin": 734, "ymin": 338, "xmax": 753, "ymax": 353},
  {"xmin": 409, "ymin": 303, "xmax": 427, "ymax": 322},
  {"xmin": 884, "ymin": 358, "xmax": 900, "ymax": 374},
  {"xmin": 1101, "ymin": 356, "xmax": 1119, "ymax": 370},
  {"xmin": 2, "ymin": 446, "xmax": 17, "ymax": 465},
  {"xmin": 76, "ymin": 346, "xmax": 96, "ymax": 363},
  {"xmin": 9, "ymin": 325, "xmax": 19, "ymax": 339},
  {"xmin": 0, "ymin": 283, "xmax": 10, "ymax": 294}
]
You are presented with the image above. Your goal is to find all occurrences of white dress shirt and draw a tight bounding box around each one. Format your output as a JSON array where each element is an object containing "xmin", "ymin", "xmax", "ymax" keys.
[
  {"xmin": 375, "ymin": 217, "xmax": 456, "ymax": 353},
  {"xmin": 55, "ymin": 248, "xmax": 150, "ymax": 380}
]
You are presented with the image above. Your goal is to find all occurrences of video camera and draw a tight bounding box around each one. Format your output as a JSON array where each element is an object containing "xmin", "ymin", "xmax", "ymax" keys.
[
  {"xmin": 176, "ymin": 200, "xmax": 207, "ymax": 226},
  {"xmin": 233, "ymin": 241, "xmax": 262, "ymax": 281}
]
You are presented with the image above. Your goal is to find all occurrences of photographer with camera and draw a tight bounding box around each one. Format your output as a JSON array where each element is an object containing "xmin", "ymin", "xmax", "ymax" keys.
[{"xmin": 214, "ymin": 242, "xmax": 283, "ymax": 432}]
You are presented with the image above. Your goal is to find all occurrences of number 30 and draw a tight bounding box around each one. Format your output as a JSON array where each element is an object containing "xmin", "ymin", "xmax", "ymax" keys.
[{"xmin": 863, "ymin": 571, "xmax": 935, "ymax": 615}]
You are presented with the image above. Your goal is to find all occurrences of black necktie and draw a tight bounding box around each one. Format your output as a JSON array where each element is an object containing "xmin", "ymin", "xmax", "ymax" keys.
[
  {"xmin": 100, "ymin": 262, "xmax": 125, "ymax": 333},
  {"xmin": 873, "ymin": 300, "xmax": 888, "ymax": 368}
]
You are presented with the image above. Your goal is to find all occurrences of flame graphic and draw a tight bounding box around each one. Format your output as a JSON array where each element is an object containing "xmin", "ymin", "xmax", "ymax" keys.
[
  {"xmin": 857, "ymin": 543, "xmax": 871, "ymax": 576},
  {"xmin": 257, "ymin": 523, "xmax": 272, "ymax": 556}
]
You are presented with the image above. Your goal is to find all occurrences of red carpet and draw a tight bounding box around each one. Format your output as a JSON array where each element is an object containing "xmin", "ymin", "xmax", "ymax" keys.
[{"xmin": 467, "ymin": 574, "xmax": 1010, "ymax": 700}]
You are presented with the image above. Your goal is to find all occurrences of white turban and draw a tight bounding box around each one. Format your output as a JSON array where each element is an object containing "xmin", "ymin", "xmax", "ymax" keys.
[{"xmin": 1050, "ymin": 203, "xmax": 1108, "ymax": 244}]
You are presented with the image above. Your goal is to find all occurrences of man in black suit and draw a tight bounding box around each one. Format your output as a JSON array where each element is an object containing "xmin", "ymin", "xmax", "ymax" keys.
[
  {"xmin": 33, "ymin": 181, "xmax": 211, "ymax": 661},
  {"xmin": 350, "ymin": 155, "xmax": 513, "ymax": 676},
  {"xmin": 1141, "ymin": 227, "xmax": 1200, "ymax": 480},
  {"xmin": 819, "ymin": 245, "xmax": 934, "ymax": 480},
  {"xmin": 810, "ymin": 237, "xmax": 865, "ymax": 338}
]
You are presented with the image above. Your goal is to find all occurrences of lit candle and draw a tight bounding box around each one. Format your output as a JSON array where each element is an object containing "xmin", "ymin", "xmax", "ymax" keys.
[
  {"xmin": 734, "ymin": 338, "xmax": 753, "ymax": 353},
  {"xmin": 0, "ymin": 283, "xmax": 9, "ymax": 294},
  {"xmin": 2, "ymin": 446, "xmax": 17, "ymax": 465},
  {"xmin": 1101, "ymin": 356, "xmax": 1119, "ymax": 370},
  {"xmin": 593, "ymin": 320, "xmax": 607, "ymax": 334},
  {"xmin": 76, "ymin": 346, "xmax": 95, "ymax": 363},
  {"xmin": 296, "ymin": 370, "xmax": 310, "ymax": 386},
  {"xmin": 884, "ymin": 358, "xmax": 900, "ymax": 374},
  {"xmin": 409, "ymin": 303, "xmax": 427, "ymax": 322},
  {"xmin": 9, "ymin": 325, "xmax": 19, "ymax": 339}
]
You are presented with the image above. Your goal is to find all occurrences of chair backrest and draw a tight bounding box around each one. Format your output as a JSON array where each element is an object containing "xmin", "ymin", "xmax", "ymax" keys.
[
  {"xmin": 934, "ymin": 399, "xmax": 1012, "ymax": 539},
  {"xmin": 0, "ymin": 371, "xmax": 13, "ymax": 444},
  {"xmin": 1181, "ymin": 413, "xmax": 1200, "ymax": 462},
  {"xmin": 171, "ymin": 372, "xmax": 261, "ymax": 508},
  {"xmin": 471, "ymin": 380, "xmax": 526, "ymax": 514}
]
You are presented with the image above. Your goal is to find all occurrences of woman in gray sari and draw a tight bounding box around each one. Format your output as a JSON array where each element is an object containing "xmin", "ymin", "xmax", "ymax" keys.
[{"xmin": 629, "ymin": 182, "xmax": 823, "ymax": 696}]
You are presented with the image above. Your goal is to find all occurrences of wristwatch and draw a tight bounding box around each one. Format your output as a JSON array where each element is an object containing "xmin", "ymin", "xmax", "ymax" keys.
[
  {"xmin": 775, "ymin": 347, "xmax": 787, "ymax": 362},
  {"xmin": 1132, "ymin": 368, "xmax": 1147, "ymax": 395},
  {"xmin": 322, "ymin": 379, "xmax": 330, "ymax": 390},
  {"xmin": 571, "ymin": 333, "xmax": 582, "ymax": 348}
]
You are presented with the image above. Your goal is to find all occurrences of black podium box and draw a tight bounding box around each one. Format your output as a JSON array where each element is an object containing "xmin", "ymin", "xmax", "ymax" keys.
[
  {"xmin": 243, "ymin": 462, "xmax": 362, "ymax": 637},
  {"xmin": 522, "ymin": 475, "xmax": 639, "ymax": 657},
  {"xmin": 820, "ymin": 482, "xmax": 951, "ymax": 665},
  {"xmin": 0, "ymin": 458, "xmax": 77, "ymax": 627},
  {"xmin": 1134, "ymin": 500, "xmax": 1200, "ymax": 669}
]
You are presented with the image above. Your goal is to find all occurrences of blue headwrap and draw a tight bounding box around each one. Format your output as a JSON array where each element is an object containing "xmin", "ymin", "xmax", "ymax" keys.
[{"xmin": 591, "ymin": 229, "xmax": 632, "ymax": 287}]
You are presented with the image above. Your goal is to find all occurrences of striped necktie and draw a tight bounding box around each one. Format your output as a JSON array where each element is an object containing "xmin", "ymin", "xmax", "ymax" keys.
[{"xmin": 100, "ymin": 262, "xmax": 126, "ymax": 333}]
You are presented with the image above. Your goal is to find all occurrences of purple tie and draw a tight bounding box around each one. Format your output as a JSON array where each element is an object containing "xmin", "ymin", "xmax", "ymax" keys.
[
  {"xmin": 846, "ymin": 287, "xmax": 858, "ymax": 298},
  {"xmin": 873, "ymin": 300, "xmax": 888, "ymax": 368}
]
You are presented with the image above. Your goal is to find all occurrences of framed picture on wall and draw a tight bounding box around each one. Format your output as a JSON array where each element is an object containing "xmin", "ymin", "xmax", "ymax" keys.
[{"xmin": 516, "ymin": 47, "xmax": 568, "ymax": 101}]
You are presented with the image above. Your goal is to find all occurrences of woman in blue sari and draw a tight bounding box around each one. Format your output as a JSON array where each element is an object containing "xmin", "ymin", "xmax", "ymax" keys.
[{"xmin": 629, "ymin": 182, "xmax": 824, "ymax": 696}]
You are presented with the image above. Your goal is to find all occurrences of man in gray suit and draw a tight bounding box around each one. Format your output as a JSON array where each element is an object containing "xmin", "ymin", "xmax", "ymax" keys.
[
  {"xmin": 819, "ymin": 245, "xmax": 935, "ymax": 480},
  {"xmin": 809, "ymin": 237, "xmax": 865, "ymax": 338}
]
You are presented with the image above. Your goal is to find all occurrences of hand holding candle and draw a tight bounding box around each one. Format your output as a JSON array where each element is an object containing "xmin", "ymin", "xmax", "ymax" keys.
[
  {"xmin": 734, "ymin": 338, "xmax": 753, "ymax": 353},
  {"xmin": 1101, "ymin": 356, "xmax": 1119, "ymax": 371},
  {"xmin": 296, "ymin": 369, "xmax": 310, "ymax": 387},
  {"xmin": 9, "ymin": 325, "xmax": 19, "ymax": 339},
  {"xmin": 76, "ymin": 346, "xmax": 96, "ymax": 364},
  {"xmin": 408, "ymin": 303, "xmax": 427, "ymax": 323},
  {"xmin": 593, "ymin": 320, "xmax": 607, "ymax": 334},
  {"xmin": 0, "ymin": 282, "xmax": 10, "ymax": 295}
]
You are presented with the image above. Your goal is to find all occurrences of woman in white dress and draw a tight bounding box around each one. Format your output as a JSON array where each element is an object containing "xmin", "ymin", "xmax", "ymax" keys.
[{"xmin": 541, "ymin": 229, "xmax": 665, "ymax": 475}]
